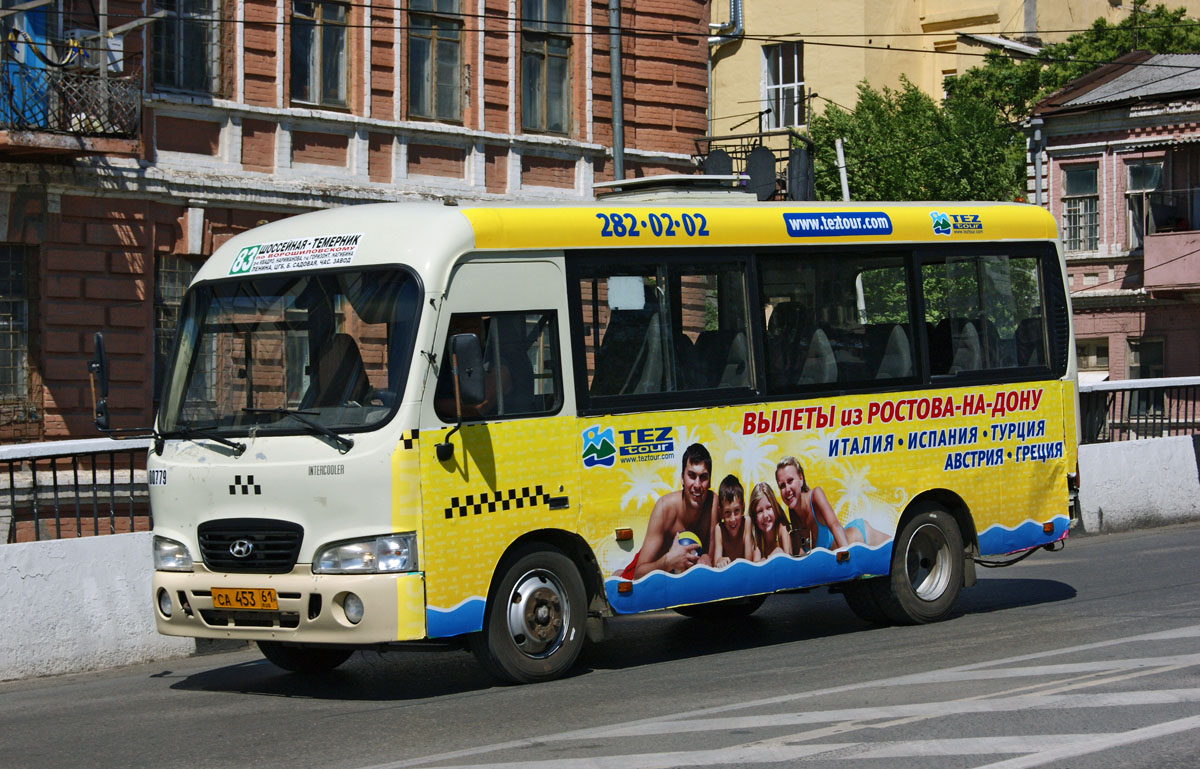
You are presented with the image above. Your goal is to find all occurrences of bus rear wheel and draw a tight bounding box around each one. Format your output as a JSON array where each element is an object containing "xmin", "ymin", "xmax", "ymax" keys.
[
  {"xmin": 471, "ymin": 544, "xmax": 586, "ymax": 684},
  {"xmin": 258, "ymin": 641, "xmax": 353, "ymax": 673},
  {"xmin": 871, "ymin": 506, "xmax": 964, "ymax": 624}
]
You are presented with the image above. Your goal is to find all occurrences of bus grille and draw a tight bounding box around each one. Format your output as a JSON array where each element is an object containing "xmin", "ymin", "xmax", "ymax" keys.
[{"xmin": 198, "ymin": 518, "xmax": 304, "ymax": 573}]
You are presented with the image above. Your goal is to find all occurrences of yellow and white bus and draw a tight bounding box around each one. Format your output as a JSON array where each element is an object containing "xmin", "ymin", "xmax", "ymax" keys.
[{"xmin": 122, "ymin": 182, "xmax": 1078, "ymax": 683}]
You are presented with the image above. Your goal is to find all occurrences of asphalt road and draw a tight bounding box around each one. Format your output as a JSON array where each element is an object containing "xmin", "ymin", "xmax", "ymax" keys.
[{"xmin": 4, "ymin": 524, "xmax": 1200, "ymax": 769}]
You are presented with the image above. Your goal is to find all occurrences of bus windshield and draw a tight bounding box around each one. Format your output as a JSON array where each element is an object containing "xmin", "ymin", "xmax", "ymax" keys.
[{"xmin": 158, "ymin": 268, "xmax": 421, "ymax": 436}]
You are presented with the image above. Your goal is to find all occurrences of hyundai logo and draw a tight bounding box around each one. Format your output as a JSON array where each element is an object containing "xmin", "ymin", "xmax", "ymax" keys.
[{"xmin": 229, "ymin": 539, "xmax": 255, "ymax": 559}]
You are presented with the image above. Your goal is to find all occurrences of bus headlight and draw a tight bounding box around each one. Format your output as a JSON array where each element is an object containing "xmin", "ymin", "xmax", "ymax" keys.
[
  {"xmin": 153, "ymin": 536, "xmax": 194, "ymax": 572},
  {"xmin": 313, "ymin": 533, "xmax": 418, "ymax": 574}
]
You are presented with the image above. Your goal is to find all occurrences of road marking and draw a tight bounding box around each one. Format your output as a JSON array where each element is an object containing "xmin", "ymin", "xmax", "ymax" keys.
[
  {"xmin": 973, "ymin": 714, "xmax": 1200, "ymax": 769},
  {"xmin": 365, "ymin": 623, "xmax": 1200, "ymax": 769}
]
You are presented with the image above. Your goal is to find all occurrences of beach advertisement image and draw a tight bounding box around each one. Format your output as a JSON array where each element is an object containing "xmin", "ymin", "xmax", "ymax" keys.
[{"xmin": 584, "ymin": 383, "xmax": 1070, "ymax": 614}]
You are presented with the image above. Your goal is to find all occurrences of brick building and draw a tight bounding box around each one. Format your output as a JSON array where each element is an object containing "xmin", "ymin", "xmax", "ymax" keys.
[
  {"xmin": 0, "ymin": 0, "xmax": 710, "ymax": 444},
  {"xmin": 1028, "ymin": 52, "xmax": 1200, "ymax": 385}
]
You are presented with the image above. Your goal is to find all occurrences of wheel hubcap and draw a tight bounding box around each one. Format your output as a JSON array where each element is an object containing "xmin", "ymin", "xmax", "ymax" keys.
[
  {"xmin": 506, "ymin": 569, "xmax": 568, "ymax": 658},
  {"xmin": 905, "ymin": 522, "xmax": 952, "ymax": 601}
]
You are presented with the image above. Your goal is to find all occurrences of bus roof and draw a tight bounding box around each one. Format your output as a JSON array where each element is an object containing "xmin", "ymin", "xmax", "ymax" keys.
[{"xmin": 194, "ymin": 200, "xmax": 1058, "ymax": 290}]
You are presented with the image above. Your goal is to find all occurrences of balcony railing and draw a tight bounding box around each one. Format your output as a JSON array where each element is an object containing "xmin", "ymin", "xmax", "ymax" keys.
[
  {"xmin": 1, "ymin": 438, "xmax": 151, "ymax": 544},
  {"xmin": 1079, "ymin": 376, "xmax": 1200, "ymax": 444},
  {"xmin": 0, "ymin": 63, "xmax": 140, "ymax": 137}
]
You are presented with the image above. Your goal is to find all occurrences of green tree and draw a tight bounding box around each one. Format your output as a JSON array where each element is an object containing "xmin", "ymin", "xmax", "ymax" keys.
[
  {"xmin": 950, "ymin": 1, "xmax": 1200, "ymax": 121},
  {"xmin": 808, "ymin": 76, "xmax": 1023, "ymax": 202},
  {"xmin": 807, "ymin": 1, "xmax": 1200, "ymax": 204}
]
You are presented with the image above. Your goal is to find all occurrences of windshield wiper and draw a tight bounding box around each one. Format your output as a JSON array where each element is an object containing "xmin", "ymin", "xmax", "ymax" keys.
[
  {"xmin": 167, "ymin": 426, "xmax": 247, "ymax": 456},
  {"xmin": 242, "ymin": 407, "xmax": 354, "ymax": 453}
]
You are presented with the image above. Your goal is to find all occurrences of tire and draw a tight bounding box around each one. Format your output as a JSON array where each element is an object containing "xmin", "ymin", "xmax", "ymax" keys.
[
  {"xmin": 470, "ymin": 544, "xmax": 587, "ymax": 684},
  {"xmin": 869, "ymin": 506, "xmax": 964, "ymax": 625},
  {"xmin": 841, "ymin": 579, "xmax": 890, "ymax": 625},
  {"xmin": 258, "ymin": 641, "xmax": 353, "ymax": 673},
  {"xmin": 673, "ymin": 594, "xmax": 767, "ymax": 620}
]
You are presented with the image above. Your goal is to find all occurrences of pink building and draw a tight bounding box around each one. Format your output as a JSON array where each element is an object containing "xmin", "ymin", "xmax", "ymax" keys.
[{"xmin": 1029, "ymin": 51, "xmax": 1200, "ymax": 385}]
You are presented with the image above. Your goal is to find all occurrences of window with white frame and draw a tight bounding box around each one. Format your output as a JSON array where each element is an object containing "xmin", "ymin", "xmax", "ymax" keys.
[
  {"xmin": 764, "ymin": 42, "xmax": 803, "ymax": 129},
  {"xmin": 408, "ymin": 0, "xmax": 463, "ymax": 121},
  {"xmin": 521, "ymin": 0, "xmax": 570, "ymax": 134},
  {"xmin": 1126, "ymin": 159, "xmax": 1163, "ymax": 251},
  {"xmin": 1063, "ymin": 165, "xmax": 1099, "ymax": 253},
  {"xmin": 153, "ymin": 0, "xmax": 220, "ymax": 94},
  {"xmin": 290, "ymin": 0, "xmax": 348, "ymax": 108}
]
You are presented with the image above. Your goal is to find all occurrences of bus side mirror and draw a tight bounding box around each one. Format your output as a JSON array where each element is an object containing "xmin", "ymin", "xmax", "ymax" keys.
[
  {"xmin": 87, "ymin": 332, "xmax": 111, "ymax": 432},
  {"xmin": 436, "ymin": 333, "xmax": 485, "ymax": 462}
]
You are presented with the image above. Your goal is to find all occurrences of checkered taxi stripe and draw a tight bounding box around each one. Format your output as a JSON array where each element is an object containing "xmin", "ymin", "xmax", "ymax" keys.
[
  {"xmin": 399, "ymin": 429, "xmax": 419, "ymax": 450},
  {"xmin": 444, "ymin": 485, "xmax": 551, "ymax": 519}
]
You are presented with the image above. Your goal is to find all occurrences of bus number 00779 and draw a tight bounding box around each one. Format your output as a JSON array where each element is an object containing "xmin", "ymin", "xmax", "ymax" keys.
[{"xmin": 596, "ymin": 212, "xmax": 710, "ymax": 239}]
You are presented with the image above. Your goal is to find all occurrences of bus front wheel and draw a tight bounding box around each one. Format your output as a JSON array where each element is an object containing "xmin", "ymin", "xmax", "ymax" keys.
[
  {"xmin": 871, "ymin": 507, "xmax": 964, "ymax": 624},
  {"xmin": 258, "ymin": 641, "xmax": 353, "ymax": 673},
  {"xmin": 471, "ymin": 544, "xmax": 586, "ymax": 684}
]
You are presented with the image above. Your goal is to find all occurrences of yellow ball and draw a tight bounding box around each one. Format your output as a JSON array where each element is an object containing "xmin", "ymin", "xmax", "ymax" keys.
[{"xmin": 676, "ymin": 531, "xmax": 702, "ymax": 552}]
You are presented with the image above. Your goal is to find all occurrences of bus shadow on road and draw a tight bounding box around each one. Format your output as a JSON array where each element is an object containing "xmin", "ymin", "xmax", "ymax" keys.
[{"xmin": 168, "ymin": 577, "xmax": 1075, "ymax": 700}]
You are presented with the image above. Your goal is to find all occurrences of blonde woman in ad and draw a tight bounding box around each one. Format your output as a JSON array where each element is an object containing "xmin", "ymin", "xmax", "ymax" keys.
[{"xmin": 775, "ymin": 456, "xmax": 890, "ymax": 555}]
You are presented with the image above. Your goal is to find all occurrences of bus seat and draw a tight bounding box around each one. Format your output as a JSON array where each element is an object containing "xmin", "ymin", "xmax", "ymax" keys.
[
  {"xmin": 306, "ymin": 333, "xmax": 371, "ymax": 407},
  {"xmin": 673, "ymin": 332, "xmax": 702, "ymax": 390},
  {"xmin": 928, "ymin": 319, "xmax": 952, "ymax": 375},
  {"xmin": 798, "ymin": 328, "xmax": 837, "ymax": 384},
  {"xmin": 766, "ymin": 301, "xmax": 811, "ymax": 387},
  {"xmin": 875, "ymin": 324, "xmax": 912, "ymax": 379},
  {"xmin": 949, "ymin": 321, "xmax": 982, "ymax": 373},
  {"xmin": 1015, "ymin": 317, "xmax": 1045, "ymax": 366},
  {"xmin": 590, "ymin": 307, "xmax": 654, "ymax": 396},
  {"xmin": 495, "ymin": 337, "xmax": 537, "ymax": 414},
  {"xmin": 718, "ymin": 331, "xmax": 750, "ymax": 388},
  {"xmin": 631, "ymin": 317, "xmax": 665, "ymax": 393}
]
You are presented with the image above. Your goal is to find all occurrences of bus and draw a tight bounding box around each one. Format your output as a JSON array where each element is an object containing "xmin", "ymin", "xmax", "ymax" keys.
[{"xmin": 100, "ymin": 181, "xmax": 1078, "ymax": 683}]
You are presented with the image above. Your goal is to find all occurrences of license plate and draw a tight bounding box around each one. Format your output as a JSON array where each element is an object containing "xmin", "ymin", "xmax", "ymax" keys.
[{"xmin": 211, "ymin": 587, "xmax": 278, "ymax": 611}]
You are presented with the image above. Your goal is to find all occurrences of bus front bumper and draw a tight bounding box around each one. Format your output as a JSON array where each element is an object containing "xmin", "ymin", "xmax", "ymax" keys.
[{"xmin": 153, "ymin": 565, "xmax": 427, "ymax": 645}]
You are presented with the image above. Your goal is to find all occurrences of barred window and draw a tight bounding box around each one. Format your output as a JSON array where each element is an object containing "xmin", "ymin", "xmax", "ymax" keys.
[
  {"xmin": 0, "ymin": 245, "xmax": 33, "ymax": 422},
  {"xmin": 153, "ymin": 0, "xmax": 220, "ymax": 94},
  {"xmin": 408, "ymin": 0, "xmax": 462, "ymax": 121},
  {"xmin": 1063, "ymin": 166, "xmax": 1099, "ymax": 253},
  {"xmin": 154, "ymin": 255, "xmax": 204, "ymax": 403}
]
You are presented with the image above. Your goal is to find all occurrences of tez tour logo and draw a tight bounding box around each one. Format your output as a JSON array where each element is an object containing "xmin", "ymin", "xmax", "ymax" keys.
[
  {"xmin": 230, "ymin": 245, "xmax": 261, "ymax": 275},
  {"xmin": 582, "ymin": 425, "xmax": 616, "ymax": 468}
]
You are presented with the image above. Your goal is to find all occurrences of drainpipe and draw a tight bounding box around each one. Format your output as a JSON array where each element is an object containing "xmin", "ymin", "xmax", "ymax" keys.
[
  {"xmin": 609, "ymin": 0, "xmax": 625, "ymax": 180},
  {"xmin": 707, "ymin": 0, "xmax": 744, "ymax": 136}
]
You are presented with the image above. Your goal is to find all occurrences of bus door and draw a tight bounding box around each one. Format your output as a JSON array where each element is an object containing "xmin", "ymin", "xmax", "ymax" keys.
[{"xmin": 417, "ymin": 257, "xmax": 579, "ymax": 638}]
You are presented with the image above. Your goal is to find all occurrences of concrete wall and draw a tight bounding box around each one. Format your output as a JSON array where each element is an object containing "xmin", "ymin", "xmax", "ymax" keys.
[
  {"xmin": 1078, "ymin": 435, "xmax": 1200, "ymax": 533},
  {"xmin": 1, "ymin": 435, "xmax": 1198, "ymax": 681},
  {"xmin": 0, "ymin": 532, "xmax": 193, "ymax": 682}
]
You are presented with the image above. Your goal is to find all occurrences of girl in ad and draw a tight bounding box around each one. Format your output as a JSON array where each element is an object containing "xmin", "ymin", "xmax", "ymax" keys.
[{"xmin": 748, "ymin": 482, "xmax": 791, "ymax": 561}]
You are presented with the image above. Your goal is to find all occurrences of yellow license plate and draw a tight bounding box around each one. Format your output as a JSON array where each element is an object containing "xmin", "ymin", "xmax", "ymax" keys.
[{"xmin": 211, "ymin": 587, "xmax": 278, "ymax": 611}]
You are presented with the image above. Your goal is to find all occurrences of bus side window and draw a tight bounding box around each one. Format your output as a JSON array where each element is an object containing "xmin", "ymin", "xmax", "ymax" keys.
[
  {"xmin": 923, "ymin": 253, "xmax": 1048, "ymax": 377},
  {"xmin": 434, "ymin": 311, "xmax": 561, "ymax": 420},
  {"xmin": 576, "ymin": 262, "xmax": 750, "ymax": 400},
  {"xmin": 760, "ymin": 252, "xmax": 915, "ymax": 393}
]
